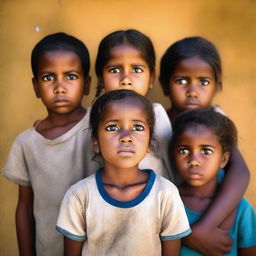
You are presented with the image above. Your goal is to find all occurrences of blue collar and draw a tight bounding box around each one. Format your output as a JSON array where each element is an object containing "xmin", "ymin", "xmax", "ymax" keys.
[{"xmin": 96, "ymin": 168, "xmax": 156, "ymax": 208}]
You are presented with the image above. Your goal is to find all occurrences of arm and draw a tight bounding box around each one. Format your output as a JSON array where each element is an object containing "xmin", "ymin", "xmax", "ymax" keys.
[
  {"xmin": 161, "ymin": 239, "xmax": 180, "ymax": 256},
  {"xmin": 183, "ymin": 147, "xmax": 250, "ymax": 255},
  {"xmin": 16, "ymin": 185, "xmax": 36, "ymax": 256},
  {"xmin": 64, "ymin": 237, "xmax": 83, "ymax": 256},
  {"xmin": 239, "ymin": 247, "xmax": 256, "ymax": 256}
]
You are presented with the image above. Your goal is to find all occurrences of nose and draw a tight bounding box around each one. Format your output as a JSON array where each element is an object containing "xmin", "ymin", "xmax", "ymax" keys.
[
  {"xmin": 186, "ymin": 83, "xmax": 198, "ymax": 98},
  {"xmin": 119, "ymin": 130, "xmax": 132, "ymax": 143},
  {"xmin": 120, "ymin": 73, "xmax": 133, "ymax": 87},
  {"xmin": 53, "ymin": 81, "xmax": 67, "ymax": 94},
  {"xmin": 188, "ymin": 160, "xmax": 200, "ymax": 167},
  {"xmin": 188, "ymin": 153, "xmax": 201, "ymax": 167}
]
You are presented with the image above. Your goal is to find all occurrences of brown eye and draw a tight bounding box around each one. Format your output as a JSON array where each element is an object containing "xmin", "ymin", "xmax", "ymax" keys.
[
  {"xmin": 200, "ymin": 80, "xmax": 210, "ymax": 86},
  {"xmin": 109, "ymin": 68, "xmax": 120, "ymax": 73},
  {"xmin": 178, "ymin": 148, "xmax": 189, "ymax": 154},
  {"xmin": 105, "ymin": 125, "xmax": 119, "ymax": 131},
  {"xmin": 132, "ymin": 124, "xmax": 144, "ymax": 131},
  {"xmin": 42, "ymin": 75, "xmax": 54, "ymax": 81},
  {"xmin": 67, "ymin": 74, "xmax": 78, "ymax": 80},
  {"xmin": 132, "ymin": 67, "xmax": 143, "ymax": 73},
  {"xmin": 202, "ymin": 148, "xmax": 213, "ymax": 155},
  {"xmin": 176, "ymin": 79, "xmax": 187, "ymax": 85}
]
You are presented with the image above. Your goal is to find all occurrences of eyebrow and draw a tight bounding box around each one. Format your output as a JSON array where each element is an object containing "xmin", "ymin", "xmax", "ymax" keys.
[
  {"xmin": 177, "ymin": 144, "xmax": 215, "ymax": 148},
  {"xmin": 200, "ymin": 144, "xmax": 215, "ymax": 148},
  {"xmin": 104, "ymin": 119, "xmax": 148, "ymax": 125},
  {"xmin": 38, "ymin": 70, "xmax": 81, "ymax": 75},
  {"xmin": 172, "ymin": 75, "xmax": 213, "ymax": 80},
  {"xmin": 104, "ymin": 63, "xmax": 147, "ymax": 68}
]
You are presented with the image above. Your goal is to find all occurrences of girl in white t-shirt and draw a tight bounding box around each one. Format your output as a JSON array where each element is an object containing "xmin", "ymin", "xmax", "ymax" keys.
[
  {"xmin": 93, "ymin": 29, "xmax": 174, "ymax": 181},
  {"xmin": 56, "ymin": 89, "xmax": 191, "ymax": 256}
]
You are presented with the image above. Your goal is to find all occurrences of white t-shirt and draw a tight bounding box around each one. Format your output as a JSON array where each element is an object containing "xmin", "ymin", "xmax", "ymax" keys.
[
  {"xmin": 139, "ymin": 103, "xmax": 174, "ymax": 181},
  {"xmin": 56, "ymin": 169, "xmax": 191, "ymax": 256},
  {"xmin": 3, "ymin": 108, "xmax": 101, "ymax": 256}
]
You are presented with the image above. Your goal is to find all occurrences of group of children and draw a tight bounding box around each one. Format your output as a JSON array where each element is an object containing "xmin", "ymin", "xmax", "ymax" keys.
[{"xmin": 3, "ymin": 29, "xmax": 256, "ymax": 256}]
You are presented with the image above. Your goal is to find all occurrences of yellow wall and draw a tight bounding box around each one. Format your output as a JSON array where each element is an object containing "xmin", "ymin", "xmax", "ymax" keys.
[{"xmin": 1, "ymin": 0, "xmax": 255, "ymax": 254}]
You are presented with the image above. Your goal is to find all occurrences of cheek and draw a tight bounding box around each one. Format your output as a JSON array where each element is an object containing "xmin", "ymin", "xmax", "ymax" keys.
[
  {"xmin": 137, "ymin": 133, "xmax": 150, "ymax": 148},
  {"xmin": 169, "ymin": 86, "xmax": 184, "ymax": 100},
  {"xmin": 204, "ymin": 87, "xmax": 217, "ymax": 99},
  {"xmin": 103, "ymin": 80, "xmax": 119, "ymax": 92}
]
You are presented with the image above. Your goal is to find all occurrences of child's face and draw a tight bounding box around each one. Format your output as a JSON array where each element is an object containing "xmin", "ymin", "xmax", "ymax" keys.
[
  {"xmin": 33, "ymin": 50, "xmax": 90, "ymax": 115},
  {"xmin": 173, "ymin": 125, "xmax": 229, "ymax": 187},
  {"xmin": 168, "ymin": 56, "xmax": 217, "ymax": 113},
  {"xmin": 101, "ymin": 45, "xmax": 153, "ymax": 96},
  {"xmin": 93, "ymin": 99, "xmax": 150, "ymax": 170}
]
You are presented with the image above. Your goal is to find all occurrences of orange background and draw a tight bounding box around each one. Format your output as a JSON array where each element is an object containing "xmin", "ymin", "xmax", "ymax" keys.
[{"xmin": 1, "ymin": 0, "xmax": 255, "ymax": 255}]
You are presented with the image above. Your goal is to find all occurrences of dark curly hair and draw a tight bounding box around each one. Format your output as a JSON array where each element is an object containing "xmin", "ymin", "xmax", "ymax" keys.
[{"xmin": 170, "ymin": 109, "xmax": 237, "ymax": 153}]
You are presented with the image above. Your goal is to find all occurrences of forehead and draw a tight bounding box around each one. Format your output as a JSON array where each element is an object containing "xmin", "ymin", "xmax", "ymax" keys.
[
  {"xmin": 177, "ymin": 125, "xmax": 218, "ymax": 144},
  {"xmin": 38, "ymin": 50, "xmax": 82, "ymax": 67},
  {"xmin": 100, "ymin": 98, "xmax": 148, "ymax": 122},
  {"xmin": 108, "ymin": 44, "xmax": 145, "ymax": 62},
  {"xmin": 173, "ymin": 56, "xmax": 214, "ymax": 76}
]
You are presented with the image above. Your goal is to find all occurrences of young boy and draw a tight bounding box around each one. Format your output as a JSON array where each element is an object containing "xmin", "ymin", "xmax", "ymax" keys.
[
  {"xmin": 3, "ymin": 33, "xmax": 100, "ymax": 256},
  {"xmin": 170, "ymin": 109, "xmax": 256, "ymax": 255}
]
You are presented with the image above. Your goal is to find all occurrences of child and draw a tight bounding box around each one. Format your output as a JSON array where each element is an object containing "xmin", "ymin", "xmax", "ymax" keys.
[
  {"xmin": 170, "ymin": 109, "xmax": 256, "ymax": 255},
  {"xmin": 56, "ymin": 89, "xmax": 191, "ymax": 256},
  {"xmin": 94, "ymin": 29, "xmax": 174, "ymax": 181},
  {"xmin": 3, "ymin": 32, "xmax": 100, "ymax": 256},
  {"xmin": 159, "ymin": 36, "xmax": 250, "ymax": 255}
]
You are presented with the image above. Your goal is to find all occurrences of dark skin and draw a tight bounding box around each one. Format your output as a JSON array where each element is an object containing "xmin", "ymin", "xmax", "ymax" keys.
[
  {"xmin": 238, "ymin": 247, "xmax": 256, "ymax": 256},
  {"xmin": 16, "ymin": 50, "xmax": 91, "ymax": 255},
  {"xmin": 16, "ymin": 186, "xmax": 36, "ymax": 256},
  {"xmin": 63, "ymin": 101, "xmax": 181, "ymax": 256},
  {"xmin": 169, "ymin": 107, "xmax": 250, "ymax": 255},
  {"xmin": 64, "ymin": 237, "xmax": 83, "ymax": 256},
  {"xmin": 63, "ymin": 176, "xmax": 181, "ymax": 256}
]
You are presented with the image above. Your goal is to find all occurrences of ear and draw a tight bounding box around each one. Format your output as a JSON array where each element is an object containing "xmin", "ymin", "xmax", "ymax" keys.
[
  {"xmin": 219, "ymin": 151, "xmax": 230, "ymax": 168},
  {"xmin": 32, "ymin": 78, "xmax": 41, "ymax": 98},
  {"xmin": 92, "ymin": 136, "xmax": 100, "ymax": 154},
  {"xmin": 149, "ymin": 72, "xmax": 155, "ymax": 89},
  {"xmin": 83, "ymin": 76, "xmax": 91, "ymax": 96}
]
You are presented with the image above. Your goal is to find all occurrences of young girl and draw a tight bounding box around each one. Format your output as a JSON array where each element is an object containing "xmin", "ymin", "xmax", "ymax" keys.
[
  {"xmin": 159, "ymin": 36, "xmax": 250, "ymax": 255},
  {"xmin": 170, "ymin": 109, "xmax": 256, "ymax": 256},
  {"xmin": 94, "ymin": 29, "xmax": 174, "ymax": 181},
  {"xmin": 56, "ymin": 89, "xmax": 191, "ymax": 256}
]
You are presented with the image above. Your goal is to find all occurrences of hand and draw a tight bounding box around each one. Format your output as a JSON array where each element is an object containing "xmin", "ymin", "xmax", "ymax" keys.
[{"xmin": 182, "ymin": 221, "xmax": 233, "ymax": 256}]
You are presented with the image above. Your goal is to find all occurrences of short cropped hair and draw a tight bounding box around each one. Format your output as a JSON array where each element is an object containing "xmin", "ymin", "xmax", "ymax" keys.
[{"xmin": 31, "ymin": 32, "xmax": 90, "ymax": 78}]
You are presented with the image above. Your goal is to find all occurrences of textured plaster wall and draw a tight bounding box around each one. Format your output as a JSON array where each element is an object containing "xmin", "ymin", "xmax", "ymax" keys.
[{"xmin": 0, "ymin": 0, "xmax": 255, "ymax": 255}]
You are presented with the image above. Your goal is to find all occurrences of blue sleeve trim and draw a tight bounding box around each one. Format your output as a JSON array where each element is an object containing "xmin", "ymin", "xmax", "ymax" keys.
[
  {"xmin": 161, "ymin": 229, "xmax": 191, "ymax": 241},
  {"xmin": 55, "ymin": 226, "xmax": 86, "ymax": 242}
]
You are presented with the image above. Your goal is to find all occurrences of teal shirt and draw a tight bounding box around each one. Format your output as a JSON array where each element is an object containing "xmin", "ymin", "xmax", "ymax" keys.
[{"xmin": 181, "ymin": 198, "xmax": 256, "ymax": 255}]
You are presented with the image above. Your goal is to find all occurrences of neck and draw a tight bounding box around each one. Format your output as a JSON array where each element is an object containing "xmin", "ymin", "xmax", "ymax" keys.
[
  {"xmin": 179, "ymin": 178, "xmax": 218, "ymax": 199},
  {"xmin": 101, "ymin": 165, "xmax": 148, "ymax": 188},
  {"xmin": 179, "ymin": 179, "xmax": 218, "ymax": 212},
  {"xmin": 35, "ymin": 106, "xmax": 86, "ymax": 139},
  {"xmin": 47, "ymin": 106, "xmax": 86, "ymax": 125}
]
